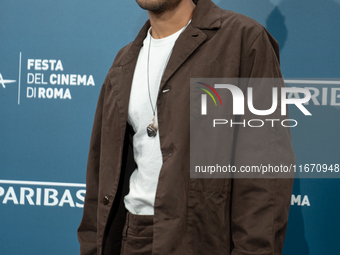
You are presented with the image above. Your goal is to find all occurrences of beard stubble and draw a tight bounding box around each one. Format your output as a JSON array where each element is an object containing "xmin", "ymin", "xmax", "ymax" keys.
[{"xmin": 135, "ymin": 0, "xmax": 184, "ymax": 14}]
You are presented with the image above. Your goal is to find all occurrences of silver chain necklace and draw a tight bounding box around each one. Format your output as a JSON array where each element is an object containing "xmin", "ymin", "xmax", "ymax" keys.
[{"xmin": 146, "ymin": 22, "xmax": 190, "ymax": 138}]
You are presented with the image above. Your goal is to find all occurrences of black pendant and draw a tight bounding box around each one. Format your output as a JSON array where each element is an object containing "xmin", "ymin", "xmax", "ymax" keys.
[{"xmin": 147, "ymin": 123, "xmax": 157, "ymax": 137}]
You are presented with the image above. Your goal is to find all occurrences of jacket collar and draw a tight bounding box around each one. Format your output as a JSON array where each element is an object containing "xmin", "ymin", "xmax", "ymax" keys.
[
  {"xmin": 191, "ymin": 0, "xmax": 221, "ymax": 29},
  {"xmin": 120, "ymin": 0, "xmax": 221, "ymax": 66}
]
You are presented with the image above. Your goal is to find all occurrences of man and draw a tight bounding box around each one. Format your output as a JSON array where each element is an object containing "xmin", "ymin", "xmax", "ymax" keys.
[{"xmin": 78, "ymin": 0, "xmax": 295, "ymax": 254}]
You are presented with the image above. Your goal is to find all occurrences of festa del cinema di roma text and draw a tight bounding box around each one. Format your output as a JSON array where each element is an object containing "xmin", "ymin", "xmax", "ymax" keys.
[{"xmin": 26, "ymin": 59, "xmax": 95, "ymax": 100}]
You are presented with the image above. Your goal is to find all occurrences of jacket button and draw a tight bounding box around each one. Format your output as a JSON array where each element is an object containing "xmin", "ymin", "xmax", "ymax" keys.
[{"xmin": 102, "ymin": 196, "xmax": 109, "ymax": 205}]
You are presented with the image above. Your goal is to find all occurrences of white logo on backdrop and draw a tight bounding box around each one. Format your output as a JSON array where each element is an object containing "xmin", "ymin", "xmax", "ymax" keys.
[
  {"xmin": 0, "ymin": 73, "xmax": 16, "ymax": 89},
  {"xmin": 1, "ymin": 52, "xmax": 96, "ymax": 104}
]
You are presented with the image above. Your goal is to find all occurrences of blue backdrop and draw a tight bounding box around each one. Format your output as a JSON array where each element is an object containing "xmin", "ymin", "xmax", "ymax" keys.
[{"xmin": 1, "ymin": 0, "xmax": 339, "ymax": 254}]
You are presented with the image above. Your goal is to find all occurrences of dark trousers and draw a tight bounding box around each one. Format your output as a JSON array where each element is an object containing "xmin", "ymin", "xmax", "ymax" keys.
[{"xmin": 120, "ymin": 211, "xmax": 154, "ymax": 255}]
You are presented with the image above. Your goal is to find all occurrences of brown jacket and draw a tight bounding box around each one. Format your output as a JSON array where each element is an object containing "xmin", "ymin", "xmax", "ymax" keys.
[{"xmin": 78, "ymin": 0, "xmax": 295, "ymax": 254}]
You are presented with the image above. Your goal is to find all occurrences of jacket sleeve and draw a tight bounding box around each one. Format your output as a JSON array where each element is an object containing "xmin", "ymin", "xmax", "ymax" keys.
[
  {"xmin": 77, "ymin": 80, "xmax": 107, "ymax": 255},
  {"xmin": 230, "ymin": 29, "xmax": 295, "ymax": 255}
]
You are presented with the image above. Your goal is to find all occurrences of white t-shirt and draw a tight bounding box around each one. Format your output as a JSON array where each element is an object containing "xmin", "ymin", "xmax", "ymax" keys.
[{"xmin": 124, "ymin": 26, "xmax": 186, "ymax": 215}]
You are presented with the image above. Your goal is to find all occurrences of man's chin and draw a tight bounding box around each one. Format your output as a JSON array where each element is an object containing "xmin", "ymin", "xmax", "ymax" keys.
[{"xmin": 135, "ymin": 0, "xmax": 183, "ymax": 14}]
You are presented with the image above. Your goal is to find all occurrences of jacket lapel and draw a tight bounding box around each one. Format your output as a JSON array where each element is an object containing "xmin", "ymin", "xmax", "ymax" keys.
[
  {"xmin": 159, "ymin": 0, "xmax": 222, "ymax": 89},
  {"xmin": 110, "ymin": 21, "xmax": 150, "ymax": 131},
  {"xmin": 159, "ymin": 27, "xmax": 207, "ymax": 90}
]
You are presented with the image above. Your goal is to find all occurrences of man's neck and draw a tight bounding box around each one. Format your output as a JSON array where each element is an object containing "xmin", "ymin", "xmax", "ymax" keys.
[{"xmin": 148, "ymin": 0, "xmax": 196, "ymax": 39}]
